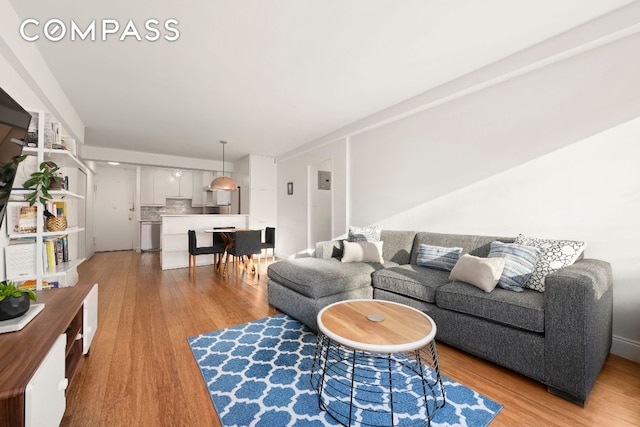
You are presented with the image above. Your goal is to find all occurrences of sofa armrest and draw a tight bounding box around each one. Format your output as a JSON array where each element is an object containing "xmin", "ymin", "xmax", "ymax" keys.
[
  {"xmin": 315, "ymin": 240, "xmax": 343, "ymax": 259},
  {"xmin": 544, "ymin": 258, "xmax": 613, "ymax": 404}
]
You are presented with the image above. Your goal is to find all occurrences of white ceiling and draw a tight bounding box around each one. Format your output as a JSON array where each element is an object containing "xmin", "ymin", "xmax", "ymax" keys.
[{"xmin": 7, "ymin": 0, "xmax": 634, "ymax": 162}]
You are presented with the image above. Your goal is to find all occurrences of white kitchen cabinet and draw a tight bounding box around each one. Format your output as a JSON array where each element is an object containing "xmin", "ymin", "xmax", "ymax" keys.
[
  {"xmin": 191, "ymin": 171, "xmax": 204, "ymax": 206},
  {"xmin": 156, "ymin": 169, "xmax": 176, "ymax": 201},
  {"xmin": 140, "ymin": 168, "xmax": 155, "ymax": 205},
  {"xmin": 140, "ymin": 167, "xmax": 166, "ymax": 205},
  {"xmin": 236, "ymin": 155, "xmax": 277, "ymax": 229},
  {"xmin": 178, "ymin": 171, "xmax": 193, "ymax": 199},
  {"xmin": 143, "ymin": 169, "xmax": 194, "ymax": 203}
]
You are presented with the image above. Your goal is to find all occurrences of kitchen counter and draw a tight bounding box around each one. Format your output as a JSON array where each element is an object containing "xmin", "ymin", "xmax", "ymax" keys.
[{"xmin": 160, "ymin": 214, "xmax": 249, "ymax": 270}]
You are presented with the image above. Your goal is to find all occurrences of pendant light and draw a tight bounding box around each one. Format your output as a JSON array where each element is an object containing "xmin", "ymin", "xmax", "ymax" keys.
[{"xmin": 209, "ymin": 140, "xmax": 238, "ymax": 191}]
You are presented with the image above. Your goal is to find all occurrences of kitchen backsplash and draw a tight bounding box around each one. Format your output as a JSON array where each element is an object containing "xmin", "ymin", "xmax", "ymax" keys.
[{"xmin": 141, "ymin": 198, "xmax": 202, "ymax": 220}]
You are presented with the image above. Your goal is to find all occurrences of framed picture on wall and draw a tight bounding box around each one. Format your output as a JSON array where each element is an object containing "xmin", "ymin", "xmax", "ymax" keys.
[{"xmin": 287, "ymin": 182, "xmax": 293, "ymax": 195}]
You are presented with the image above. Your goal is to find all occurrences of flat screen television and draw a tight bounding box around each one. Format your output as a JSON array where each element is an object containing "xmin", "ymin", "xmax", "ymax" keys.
[{"xmin": 0, "ymin": 87, "xmax": 31, "ymax": 231}]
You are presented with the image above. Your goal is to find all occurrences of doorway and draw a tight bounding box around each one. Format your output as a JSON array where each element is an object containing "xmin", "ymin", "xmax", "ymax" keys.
[
  {"xmin": 94, "ymin": 169, "xmax": 135, "ymax": 251},
  {"xmin": 308, "ymin": 159, "xmax": 332, "ymax": 250}
]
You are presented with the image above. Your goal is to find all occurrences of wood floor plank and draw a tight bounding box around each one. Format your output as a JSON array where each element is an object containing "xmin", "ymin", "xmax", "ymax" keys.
[{"xmin": 61, "ymin": 251, "xmax": 640, "ymax": 426}]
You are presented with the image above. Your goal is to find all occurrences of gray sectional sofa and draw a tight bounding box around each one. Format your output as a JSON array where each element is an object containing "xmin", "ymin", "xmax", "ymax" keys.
[{"xmin": 267, "ymin": 230, "xmax": 613, "ymax": 406}]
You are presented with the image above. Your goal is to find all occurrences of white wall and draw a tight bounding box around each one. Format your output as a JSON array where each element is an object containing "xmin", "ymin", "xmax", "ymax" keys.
[
  {"xmin": 278, "ymin": 138, "xmax": 347, "ymax": 257},
  {"xmin": 0, "ymin": 0, "xmax": 84, "ymax": 143},
  {"xmin": 309, "ymin": 158, "xmax": 332, "ymax": 246},
  {"xmin": 276, "ymin": 11, "xmax": 640, "ymax": 361}
]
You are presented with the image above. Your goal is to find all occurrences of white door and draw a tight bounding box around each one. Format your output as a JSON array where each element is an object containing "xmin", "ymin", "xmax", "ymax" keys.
[{"xmin": 94, "ymin": 179, "xmax": 134, "ymax": 251}]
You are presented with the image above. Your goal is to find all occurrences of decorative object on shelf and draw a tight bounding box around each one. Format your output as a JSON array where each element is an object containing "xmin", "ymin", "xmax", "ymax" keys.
[
  {"xmin": 0, "ymin": 281, "xmax": 37, "ymax": 321},
  {"xmin": 18, "ymin": 205, "xmax": 37, "ymax": 233},
  {"xmin": 287, "ymin": 182, "xmax": 293, "ymax": 195},
  {"xmin": 46, "ymin": 216, "xmax": 67, "ymax": 232},
  {"xmin": 23, "ymin": 160, "xmax": 64, "ymax": 206},
  {"xmin": 209, "ymin": 140, "xmax": 238, "ymax": 191}
]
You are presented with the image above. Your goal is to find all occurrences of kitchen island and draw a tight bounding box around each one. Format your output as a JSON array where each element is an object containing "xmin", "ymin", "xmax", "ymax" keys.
[{"xmin": 161, "ymin": 214, "xmax": 249, "ymax": 270}]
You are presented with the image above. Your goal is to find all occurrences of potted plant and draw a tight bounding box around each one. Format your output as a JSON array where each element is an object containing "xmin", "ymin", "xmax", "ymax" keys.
[
  {"xmin": 0, "ymin": 281, "xmax": 37, "ymax": 321},
  {"xmin": 23, "ymin": 160, "xmax": 65, "ymax": 206},
  {"xmin": 23, "ymin": 161, "xmax": 67, "ymax": 231}
]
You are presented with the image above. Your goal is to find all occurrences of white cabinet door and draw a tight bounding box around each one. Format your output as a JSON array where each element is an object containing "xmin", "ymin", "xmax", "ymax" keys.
[
  {"xmin": 179, "ymin": 171, "xmax": 193, "ymax": 199},
  {"xmin": 140, "ymin": 168, "xmax": 155, "ymax": 205},
  {"xmin": 158, "ymin": 169, "xmax": 178, "ymax": 200},
  {"xmin": 191, "ymin": 171, "xmax": 204, "ymax": 206},
  {"xmin": 25, "ymin": 334, "xmax": 67, "ymax": 427},
  {"xmin": 83, "ymin": 283, "xmax": 99, "ymax": 355}
]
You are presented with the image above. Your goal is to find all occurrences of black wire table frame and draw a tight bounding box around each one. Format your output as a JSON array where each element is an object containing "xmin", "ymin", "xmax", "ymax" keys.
[{"xmin": 310, "ymin": 303, "xmax": 446, "ymax": 427}]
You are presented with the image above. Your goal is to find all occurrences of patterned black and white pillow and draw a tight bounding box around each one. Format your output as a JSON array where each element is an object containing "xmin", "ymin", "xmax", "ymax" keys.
[
  {"xmin": 348, "ymin": 225, "xmax": 383, "ymax": 242},
  {"xmin": 514, "ymin": 234, "xmax": 586, "ymax": 292}
]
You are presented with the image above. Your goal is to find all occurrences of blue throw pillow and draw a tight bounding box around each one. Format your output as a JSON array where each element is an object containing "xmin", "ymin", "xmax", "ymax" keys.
[
  {"xmin": 488, "ymin": 241, "xmax": 541, "ymax": 292},
  {"xmin": 416, "ymin": 244, "xmax": 463, "ymax": 272}
]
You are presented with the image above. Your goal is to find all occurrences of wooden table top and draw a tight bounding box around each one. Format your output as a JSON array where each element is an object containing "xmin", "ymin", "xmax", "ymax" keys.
[{"xmin": 318, "ymin": 299, "xmax": 436, "ymax": 353}]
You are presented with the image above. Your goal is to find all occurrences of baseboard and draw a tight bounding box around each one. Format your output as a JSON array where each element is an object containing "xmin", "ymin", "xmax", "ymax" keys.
[{"xmin": 611, "ymin": 335, "xmax": 640, "ymax": 363}]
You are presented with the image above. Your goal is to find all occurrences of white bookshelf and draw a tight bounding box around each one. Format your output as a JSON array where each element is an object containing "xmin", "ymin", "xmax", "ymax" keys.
[{"xmin": 4, "ymin": 110, "xmax": 89, "ymax": 290}]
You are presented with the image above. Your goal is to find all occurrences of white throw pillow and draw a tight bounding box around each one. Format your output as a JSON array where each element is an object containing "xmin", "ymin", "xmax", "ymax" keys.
[
  {"xmin": 449, "ymin": 254, "xmax": 506, "ymax": 293},
  {"xmin": 341, "ymin": 240, "xmax": 384, "ymax": 263}
]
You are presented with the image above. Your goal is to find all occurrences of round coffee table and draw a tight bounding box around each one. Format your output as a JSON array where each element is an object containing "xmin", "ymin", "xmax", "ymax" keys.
[{"xmin": 311, "ymin": 299, "xmax": 446, "ymax": 427}]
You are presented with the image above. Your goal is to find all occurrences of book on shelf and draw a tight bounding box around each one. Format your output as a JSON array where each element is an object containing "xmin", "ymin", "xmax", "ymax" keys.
[
  {"xmin": 5, "ymin": 243, "xmax": 37, "ymax": 278},
  {"xmin": 61, "ymin": 136, "xmax": 77, "ymax": 156},
  {"xmin": 27, "ymin": 111, "xmax": 54, "ymax": 148},
  {"xmin": 43, "ymin": 235, "xmax": 69, "ymax": 269},
  {"xmin": 45, "ymin": 239, "xmax": 55, "ymax": 272},
  {"xmin": 17, "ymin": 279, "xmax": 59, "ymax": 291}
]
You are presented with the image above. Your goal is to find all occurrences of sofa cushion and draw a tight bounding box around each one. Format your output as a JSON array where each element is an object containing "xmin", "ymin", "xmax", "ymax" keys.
[
  {"xmin": 267, "ymin": 258, "xmax": 392, "ymax": 299},
  {"xmin": 436, "ymin": 282, "xmax": 545, "ymax": 333},
  {"xmin": 379, "ymin": 230, "xmax": 416, "ymax": 265},
  {"xmin": 372, "ymin": 264, "xmax": 450, "ymax": 303},
  {"xmin": 410, "ymin": 232, "xmax": 514, "ymax": 265},
  {"xmin": 416, "ymin": 244, "xmax": 462, "ymax": 271}
]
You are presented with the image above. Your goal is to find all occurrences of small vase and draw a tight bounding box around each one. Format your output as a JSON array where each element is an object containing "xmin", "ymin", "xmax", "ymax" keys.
[{"xmin": 0, "ymin": 294, "xmax": 30, "ymax": 321}]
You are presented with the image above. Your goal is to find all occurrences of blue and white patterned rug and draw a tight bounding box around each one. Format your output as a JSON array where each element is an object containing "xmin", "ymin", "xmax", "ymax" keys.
[{"xmin": 188, "ymin": 314, "xmax": 502, "ymax": 427}]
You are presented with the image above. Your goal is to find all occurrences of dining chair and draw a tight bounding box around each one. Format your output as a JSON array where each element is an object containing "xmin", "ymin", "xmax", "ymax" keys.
[
  {"xmin": 226, "ymin": 230, "xmax": 262, "ymax": 276},
  {"xmin": 188, "ymin": 230, "xmax": 225, "ymax": 279},
  {"xmin": 211, "ymin": 231, "xmax": 228, "ymax": 271},
  {"xmin": 261, "ymin": 227, "xmax": 275, "ymax": 263}
]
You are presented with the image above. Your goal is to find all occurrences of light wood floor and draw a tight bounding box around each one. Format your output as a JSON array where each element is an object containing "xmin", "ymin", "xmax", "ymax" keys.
[{"xmin": 62, "ymin": 251, "xmax": 640, "ymax": 426}]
